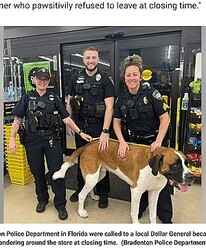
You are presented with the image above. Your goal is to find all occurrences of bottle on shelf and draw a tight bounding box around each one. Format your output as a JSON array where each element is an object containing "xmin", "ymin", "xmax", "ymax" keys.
[{"xmin": 181, "ymin": 92, "xmax": 189, "ymax": 110}]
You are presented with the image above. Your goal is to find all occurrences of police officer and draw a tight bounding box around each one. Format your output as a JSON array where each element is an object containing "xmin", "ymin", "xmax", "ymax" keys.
[
  {"xmin": 9, "ymin": 68, "xmax": 91, "ymax": 220},
  {"xmin": 67, "ymin": 46, "xmax": 115, "ymax": 208},
  {"xmin": 113, "ymin": 55, "xmax": 173, "ymax": 223}
]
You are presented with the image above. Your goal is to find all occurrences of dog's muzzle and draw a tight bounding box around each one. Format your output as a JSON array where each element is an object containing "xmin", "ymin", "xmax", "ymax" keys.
[
  {"xmin": 183, "ymin": 172, "xmax": 195, "ymax": 186},
  {"xmin": 165, "ymin": 171, "xmax": 195, "ymax": 192}
]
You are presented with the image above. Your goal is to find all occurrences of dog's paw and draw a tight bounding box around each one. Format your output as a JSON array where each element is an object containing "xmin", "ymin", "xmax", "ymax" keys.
[
  {"xmin": 131, "ymin": 218, "xmax": 140, "ymax": 224},
  {"xmin": 78, "ymin": 209, "xmax": 88, "ymax": 218},
  {"xmin": 52, "ymin": 171, "xmax": 62, "ymax": 180},
  {"xmin": 89, "ymin": 190, "xmax": 99, "ymax": 201}
]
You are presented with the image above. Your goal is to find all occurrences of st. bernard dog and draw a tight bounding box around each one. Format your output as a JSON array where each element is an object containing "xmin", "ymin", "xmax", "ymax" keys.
[{"xmin": 53, "ymin": 139, "xmax": 194, "ymax": 223}]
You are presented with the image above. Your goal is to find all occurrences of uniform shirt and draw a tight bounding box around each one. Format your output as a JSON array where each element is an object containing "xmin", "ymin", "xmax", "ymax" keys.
[
  {"xmin": 12, "ymin": 90, "xmax": 70, "ymax": 121},
  {"xmin": 114, "ymin": 85, "xmax": 169, "ymax": 136},
  {"xmin": 67, "ymin": 68, "xmax": 115, "ymax": 121},
  {"xmin": 67, "ymin": 68, "xmax": 115, "ymax": 99}
]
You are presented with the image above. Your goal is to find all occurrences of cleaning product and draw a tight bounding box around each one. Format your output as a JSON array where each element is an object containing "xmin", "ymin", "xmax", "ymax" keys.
[{"xmin": 181, "ymin": 92, "xmax": 189, "ymax": 110}]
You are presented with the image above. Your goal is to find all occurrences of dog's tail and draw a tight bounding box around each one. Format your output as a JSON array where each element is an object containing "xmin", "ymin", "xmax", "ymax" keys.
[{"xmin": 52, "ymin": 146, "xmax": 85, "ymax": 180}]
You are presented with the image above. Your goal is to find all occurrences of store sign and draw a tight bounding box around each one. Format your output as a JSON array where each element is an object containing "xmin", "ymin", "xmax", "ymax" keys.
[{"xmin": 23, "ymin": 61, "xmax": 51, "ymax": 92}]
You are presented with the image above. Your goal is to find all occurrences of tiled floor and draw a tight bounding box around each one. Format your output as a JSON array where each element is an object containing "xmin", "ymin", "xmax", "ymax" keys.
[{"xmin": 4, "ymin": 174, "xmax": 202, "ymax": 224}]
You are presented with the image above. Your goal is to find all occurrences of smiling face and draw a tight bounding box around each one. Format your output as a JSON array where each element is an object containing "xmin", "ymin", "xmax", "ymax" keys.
[
  {"xmin": 32, "ymin": 75, "xmax": 50, "ymax": 94},
  {"xmin": 83, "ymin": 49, "xmax": 99, "ymax": 74},
  {"xmin": 124, "ymin": 65, "xmax": 142, "ymax": 94}
]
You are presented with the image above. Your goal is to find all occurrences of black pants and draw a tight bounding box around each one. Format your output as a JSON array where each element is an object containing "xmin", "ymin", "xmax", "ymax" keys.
[
  {"xmin": 74, "ymin": 122, "xmax": 110, "ymax": 196},
  {"xmin": 133, "ymin": 137, "xmax": 173, "ymax": 222},
  {"xmin": 24, "ymin": 134, "xmax": 66, "ymax": 210}
]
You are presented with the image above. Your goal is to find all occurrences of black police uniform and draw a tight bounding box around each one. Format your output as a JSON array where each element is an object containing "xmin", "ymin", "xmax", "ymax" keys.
[
  {"xmin": 67, "ymin": 68, "xmax": 115, "ymax": 198},
  {"xmin": 114, "ymin": 84, "xmax": 173, "ymax": 223},
  {"xmin": 12, "ymin": 90, "xmax": 70, "ymax": 211}
]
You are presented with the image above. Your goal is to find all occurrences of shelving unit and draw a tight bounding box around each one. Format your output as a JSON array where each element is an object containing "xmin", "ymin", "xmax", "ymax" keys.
[{"xmin": 186, "ymin": 93, "xmax": 201, "ymax": 180}]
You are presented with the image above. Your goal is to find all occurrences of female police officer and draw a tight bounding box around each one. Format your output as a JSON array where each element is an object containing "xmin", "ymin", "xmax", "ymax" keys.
[
  {"xmin": 9, "ymin": 68, "xmax": 91, "ymax": 220},
  {"xmin": 113, "ymin": 55, "xmax": 173, "ymax": 223}
]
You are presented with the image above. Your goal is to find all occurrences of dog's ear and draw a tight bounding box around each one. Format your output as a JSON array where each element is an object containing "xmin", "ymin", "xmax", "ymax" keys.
[{"xmin": 149, "ymin": 154, "xmax": 163, "ymax": 176}]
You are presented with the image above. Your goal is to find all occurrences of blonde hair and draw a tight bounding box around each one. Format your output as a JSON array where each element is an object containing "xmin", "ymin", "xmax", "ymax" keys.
[{"xmin": 122, "ymin": 54, "xmax": 143, "ymax": 77}]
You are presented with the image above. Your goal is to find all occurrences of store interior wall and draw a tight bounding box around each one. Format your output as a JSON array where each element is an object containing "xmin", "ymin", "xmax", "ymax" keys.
[{"xmin": 4, "ymin": 26, "xmax": 94, "ymax": 39}]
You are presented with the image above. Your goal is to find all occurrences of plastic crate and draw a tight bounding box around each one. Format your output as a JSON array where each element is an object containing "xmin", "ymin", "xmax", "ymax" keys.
[
  {"xmin": 6, "ymin": 154, "xmax": 27, "ymax": 164},
  {"xmin": 5, "ymin": 149, "xmax": 27, "ymax": 158},
  {"xmin": 4, "ymin": 125, "xmax": 12, "ymax": 130},
  {"xmin": 4, "ymin": 125, "xmax": 27, "ymax": 164},
  {"xmin": 7, "ymin": 168, "xmax": 34, "ymax": 185},
  {"xmin": 6, "ymin": 161, "xmax": 29, "ymax": 171},
  {"xmin": 4, "ymin": 143, "xmax": 28, "ymax": 169},
  {"xmin": 5, "ymin": 145, "xmax": 26, "ymax": 155}
]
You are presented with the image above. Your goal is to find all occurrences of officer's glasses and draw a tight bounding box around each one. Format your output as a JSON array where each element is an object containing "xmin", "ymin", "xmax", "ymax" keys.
[{"xmin": 36, "ymin": 77, "xmax": 50, "ymax": 82}]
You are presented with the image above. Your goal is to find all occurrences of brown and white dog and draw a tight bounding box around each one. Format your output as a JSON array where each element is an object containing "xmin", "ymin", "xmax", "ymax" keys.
[{"xmin": 53, "ymin": 139, "xmax": 194, "ymax": 223}]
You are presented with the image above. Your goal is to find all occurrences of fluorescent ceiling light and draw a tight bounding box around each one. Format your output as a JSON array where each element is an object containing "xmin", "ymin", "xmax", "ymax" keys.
[
  {"xmin": 167, "ymin": 45, "xmax": 171, "ymax": 59},
  {"xmin": 39, "ymin": 56, "xmax": 55, "ymax": 62}
]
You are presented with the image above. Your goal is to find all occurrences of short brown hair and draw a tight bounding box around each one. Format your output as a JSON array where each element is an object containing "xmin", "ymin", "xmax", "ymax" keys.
[
  {"xmin": 122, "ymin": 54, "xmax": 143, "ymax": 77},
  {"xmin": 83, "ymin": 46, "xmax": 99, "ymax": 55}
]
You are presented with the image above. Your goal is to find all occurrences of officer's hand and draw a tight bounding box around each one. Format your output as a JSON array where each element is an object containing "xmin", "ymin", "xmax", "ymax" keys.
[
  {"xmin": 98, "ymin": 133, "xmax": 109, "ymax": 151},
  {"xmin": 9, "ymin": 138, "xmax": 18, "ymax": 154},
  {"xmin": 80, "ymin": 132, "xmax": 92, "ymax": 142},
  {"xmin": 150, "ymin": 141, "xmax": 161, "ymax": 152},
  {"xmin": 67, "ymin": 127, "xmax": 75, "ymax": 136},
  {"xmin": 118, "ymin": 141, "xmax": 130, "ymax": 159}
]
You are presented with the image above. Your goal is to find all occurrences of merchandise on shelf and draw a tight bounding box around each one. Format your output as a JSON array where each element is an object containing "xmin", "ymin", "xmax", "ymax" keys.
[
  {"xmin": 189, "ymin": 165, "xmax": 202, "ymax": 178},
  {"xmin": 187, "ymin": 134, "xmax": 201, "ymax": 147},
  {"xmin": 186, "ymin": 149, "xmax": 201, "ymax": 163},
  {"xmin": 189, "ymin": 79, "xmax": 201, "ymax": 94}
]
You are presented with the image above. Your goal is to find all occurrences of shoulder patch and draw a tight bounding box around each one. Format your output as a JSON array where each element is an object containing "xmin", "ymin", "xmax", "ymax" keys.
[{"xmin": 152, "ymin": 90, "xmax": 162, "ymax": 100}]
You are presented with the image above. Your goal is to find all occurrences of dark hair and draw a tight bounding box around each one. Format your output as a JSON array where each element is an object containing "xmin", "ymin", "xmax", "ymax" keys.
[{"xmin": 122, "ymin": 54, "xmax": 143, "ymax": 77}]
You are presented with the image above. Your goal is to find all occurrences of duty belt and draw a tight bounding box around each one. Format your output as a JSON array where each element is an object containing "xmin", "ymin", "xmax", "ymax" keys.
[
  {"xmin": 128, "ymin": 130, "xmax": 158, "ymax": 142},
  {"xmin": 28, "ymin": 129, "xmax": 54, "ymax": 136},
  {"xmin": 81, "ymin": 117, "xmax": 103, "ymax": 125}
]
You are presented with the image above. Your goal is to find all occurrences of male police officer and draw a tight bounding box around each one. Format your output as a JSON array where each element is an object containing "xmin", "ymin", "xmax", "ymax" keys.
[{"xmin": 67, "ymin": 46, "xmax": 115, "ymax": 208}]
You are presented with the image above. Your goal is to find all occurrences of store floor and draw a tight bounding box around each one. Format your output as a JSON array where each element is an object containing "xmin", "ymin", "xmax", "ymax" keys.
[{"xmin": 4, "ymin": 175, "xmax": 201, "ymax": 224}]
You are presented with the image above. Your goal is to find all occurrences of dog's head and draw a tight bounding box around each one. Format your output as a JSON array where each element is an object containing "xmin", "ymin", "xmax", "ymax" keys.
[{"xmin": 148, "ymin": 147, "xmax": 194, "ymax": 192}]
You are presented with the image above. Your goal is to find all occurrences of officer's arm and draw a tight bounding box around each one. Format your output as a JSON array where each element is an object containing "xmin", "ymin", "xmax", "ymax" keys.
[
  {"xmin": 66, "ymin": 95, "xmax": 75, "ymax": 136},
  {"xmin": 62, "ymin": 116, "xmax": 91, "ymax": 142},
  {"xmin": 98, "ymin": 96, "xmax": 114, "ymax": 150},
  {"xmin": 156, "ymin": 112, "xmax": 170, "ymax": 143},
  {"xmin": 9, "ymin": 116, "xmax": 22, "ymax": 153},
  {"xmin": 102, "ymin": 96, "xmax": 114, "ymax": 131},
  {"xmin": 113, "ymin": 118, "xmax": 125, "ymax": 143},
  {"xmin": 66, "ymin": 95, "xmax": 73, "ymax": 118},
  {"xmin": 113, "ymin": 117, "xmax": 129, "ymax": 158}
]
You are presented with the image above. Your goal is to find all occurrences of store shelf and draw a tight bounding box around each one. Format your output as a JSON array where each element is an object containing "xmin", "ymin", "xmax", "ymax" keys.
[{"xmin": 184, "ymin": 91, "xmax": 201, "ymax": 181}]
